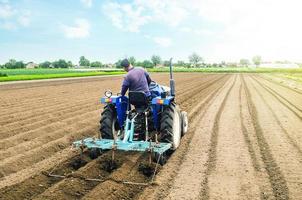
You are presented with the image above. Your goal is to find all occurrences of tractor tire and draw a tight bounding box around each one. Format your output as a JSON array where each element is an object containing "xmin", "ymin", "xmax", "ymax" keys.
[
  {"xmin": 181, "ymin": 111, "xmax": 188, "ymax": 136},
  {"xmin": 99, "ymin": 104, "xmax": 119, "ymax": 139},
  {"xmin": 160, "ymin": 103, "xmax": 182, "ymax": 150}
]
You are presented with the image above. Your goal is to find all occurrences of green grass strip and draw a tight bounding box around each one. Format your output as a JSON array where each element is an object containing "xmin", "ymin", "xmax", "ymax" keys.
[{"xmin": 0, "ymin": 71, "xmax": 125, "ymax": 82}]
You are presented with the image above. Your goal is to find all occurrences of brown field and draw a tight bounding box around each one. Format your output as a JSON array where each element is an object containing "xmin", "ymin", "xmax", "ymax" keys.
[{"xmin": 0, "ymin": 73, "xmax": 301, "ymax": 200}]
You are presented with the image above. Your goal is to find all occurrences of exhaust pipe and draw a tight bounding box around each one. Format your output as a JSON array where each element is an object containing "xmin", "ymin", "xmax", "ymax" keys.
[{"xmin": 169, "ymin": 58, "xmax": 175, "ymax": 96}]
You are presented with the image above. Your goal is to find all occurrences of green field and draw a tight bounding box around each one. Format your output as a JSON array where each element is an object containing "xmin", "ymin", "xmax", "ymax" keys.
[
  {"xmin": 0, "ymin": 68, "xmax": 124, "ymax": 82},
  {"xmin": 0, "ymin": 67, "xmax": 302, "ymax": 82}
]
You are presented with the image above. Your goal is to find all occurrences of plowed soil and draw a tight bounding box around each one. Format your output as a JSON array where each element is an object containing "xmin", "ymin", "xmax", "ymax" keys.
[{"xmin": 0, "ymin": 73, "xmax": 301, "ymax": 200}]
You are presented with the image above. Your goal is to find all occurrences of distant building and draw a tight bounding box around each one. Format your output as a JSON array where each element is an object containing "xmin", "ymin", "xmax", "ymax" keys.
[
  {"xmin": 26, "ymin": 62, "xmax": 39, "ymax": 69},
  {"xmin": 103, "ymin": 63, "xmax": 114, "ymax": 68}
]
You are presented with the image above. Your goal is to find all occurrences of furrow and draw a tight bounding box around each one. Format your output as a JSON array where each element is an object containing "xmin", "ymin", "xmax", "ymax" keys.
[
  {"xmin": 242, "ymin": 75, "xmax": 289, "ymax": 200},
  {"xmin": 199, "ymin": 75, "xmax": 237, "ymax": 199}
]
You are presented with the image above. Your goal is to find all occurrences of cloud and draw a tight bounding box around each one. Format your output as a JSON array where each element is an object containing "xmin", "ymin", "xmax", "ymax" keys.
[
  {"xmin": 180, "ymin": 26, "xmax": 214, "ymax": 36},
  {"xmin": 0, "ymin": 1, "xmax": 31, "ymax": 30},
  {"xmin": 102, "ymin": 2, "xmax": 150, "ymax": 32},
  {"xmin": 153, "ymin": 37, "xmax": 172, "ymax": 47},
  {"xmin": 0, "ymin": 3, "xmax": 14, "ymax": 19},
  {"xmin": 62, "ymin": 18, "xmax": 91, "ymax": 39},
  {"xmin": 144, "ymin": 34, "xmax": 172, "ymax": 47},
  {"xmin": 195, "ymin": 0, "xmax": 302, "ymax": 61},
  {"xmin": 180, "ymin": 27, "xmax": 192, "ymax": 33},
  {"xmin": 81, "ymin": 0, "xmax": 92, "ymax": 8},
  {"xmin": 18, "ymin": 10, "xmax": 31, "ymax": 27},
  {"xmin": 102, "ymin": 0, "xmax": 188, "ymax": 32},
  {"xmin": 135, "ymin": 0, "xmax": 188, "ymax": 27}
]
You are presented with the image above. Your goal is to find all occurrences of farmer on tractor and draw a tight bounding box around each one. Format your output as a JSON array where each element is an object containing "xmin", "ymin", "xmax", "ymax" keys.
[
  {"xmin": 120, "ymin": 58, "xmax": 152, "ymax": 97},
  {"xmin": 73, "ymin": 57, "xmax": 189, "ymax": 168}
]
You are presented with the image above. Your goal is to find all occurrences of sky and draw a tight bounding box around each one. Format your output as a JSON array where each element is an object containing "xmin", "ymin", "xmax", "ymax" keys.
[{"xmin": 0, "ymin": 0, "xmax": 302, "ymax": 64}]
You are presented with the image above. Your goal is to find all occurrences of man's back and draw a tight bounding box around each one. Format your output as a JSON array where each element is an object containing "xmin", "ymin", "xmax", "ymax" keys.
[{"xmin": 121, "ymin": 67, "xmax": 151, "ymax": 96}]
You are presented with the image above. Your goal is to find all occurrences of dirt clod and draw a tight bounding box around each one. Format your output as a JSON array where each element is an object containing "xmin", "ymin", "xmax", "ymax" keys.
[
  {"xmin": 70, "ymin": 157, "xmax": 88, "ymax": 170},
  {"xmin": 101, "ymin": 159, "xmax": 120, "ymax": 172}
]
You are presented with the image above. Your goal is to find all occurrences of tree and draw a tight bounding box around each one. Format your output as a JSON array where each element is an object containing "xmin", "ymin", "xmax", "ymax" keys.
[
  {"xmin": 67, "ymin": 61, "xmax": 73, "ymax": 68},
  {"xmin": 239, "ymin": 59, "xmax": 250, "ymax": 67},
  {"xmin": 79, "ymin": 56, "xmax": 90, "ymax": 67},
  {"xmin": 90, "ymin": 61, "xmax": 103, "ymax": 68},
  {"xmin": 115, "ymin": 59, "xmax": 122, "ymax": 68},
  {"xmin": 151, "ymin": 55, "xmax": 161, "ymax": 67},
  {"xmin": 39, "ymin": 61, "xmax": 52, "ymax": 68},
  {"xmin": 176, "ymin": 60, "xmax": 185, "ymax": 67},
  {"xmin": 52, "ymin": 59, "xmax": 68, "ymax": 68},
  {"xmin": 252, "ymin": 55, "xmax": 261, "ymax": 67},
  {"xmin": 3, "ymin": 59, "xmax": 25, "ymax": 69},
  {"xmin": 15, "ymin": 61, "xmax": 25, "ymax": 68},
  {"xmin": 128, "ymin": 56, "xmax": 136, "ymax": 66},
  {"xmin": 4, "ymin": 59, "xmax": 17, "ymax": 69},
  {"xmin": 142, "ymin": 60, "xmax": 153, "ymax": 68},
  {"xmin": 163, "ymin": 60, "xmax": 170, "ymax": 67},
  {"xmin": 189, "ymin": 53, "xmax": 203, "ymax": 67}
]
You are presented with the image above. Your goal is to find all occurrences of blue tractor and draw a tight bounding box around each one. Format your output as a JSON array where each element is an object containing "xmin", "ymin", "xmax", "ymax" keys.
[{"xmin": 73, "ymin": 59, "xmax": 188, "ymax": 165}]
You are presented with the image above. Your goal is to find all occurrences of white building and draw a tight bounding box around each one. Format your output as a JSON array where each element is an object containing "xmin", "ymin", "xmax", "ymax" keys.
[{"xmin": 26, "ymin": 62, "xmax": 39, "ymax": 69}]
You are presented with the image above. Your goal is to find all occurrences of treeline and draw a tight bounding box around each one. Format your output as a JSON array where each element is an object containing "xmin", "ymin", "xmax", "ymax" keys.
[
  {"xmin": 0, "ymin": 54, "xmax": 204, "ymax": 69},
  {"xmin": 0, "ymin": 59, "xmax": 74, "ymax": 69},
  {"xmin": 0, "ymin": 56, "xmax": 103, "ymax": 69},
  {"xmin": 0, "ymin": 59, "xmax": 27, "ymax": 69},
  {"xmin": 116, "ymin": 53, "xmax": 205, "ymax": 68},
  {"xmin": 0, "ymin": 53, "xmax": 268, "ymax": 69}
]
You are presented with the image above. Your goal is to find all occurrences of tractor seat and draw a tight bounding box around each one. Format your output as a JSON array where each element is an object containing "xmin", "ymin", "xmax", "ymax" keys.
[{"xmin": 128, "ymin": 91, "xmax": 149, "ymax": 113}]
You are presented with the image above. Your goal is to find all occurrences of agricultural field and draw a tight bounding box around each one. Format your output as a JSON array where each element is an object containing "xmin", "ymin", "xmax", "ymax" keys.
[
  {"xmin": 0, "ymin": 68, "xmax": 124, "ymax": 82},
  {"xmin": 0, "ymin": 73, "xmax": 301, "ymax": 199},
  {"xmin": 1, "ymin": 67, "xmax": 302, "ymax": 82}
]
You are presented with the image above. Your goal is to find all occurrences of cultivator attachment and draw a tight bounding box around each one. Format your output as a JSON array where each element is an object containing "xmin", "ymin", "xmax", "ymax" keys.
[
  {"xmin": 72, "ymin": 137, "xmax": 168, "ymax": 185},
  {"xmin": 73, "ymin": 138, "xmax": 172, "ymax": 154},
  {"xmin": 73, "ymin": 111, "xmax": 172, "ymax": 156}
]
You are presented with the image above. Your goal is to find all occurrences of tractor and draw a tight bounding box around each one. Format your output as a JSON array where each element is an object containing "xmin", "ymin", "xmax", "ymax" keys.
[{"xmin": 73, "ymin": 59, "xmax": 188, "ymax": 166}]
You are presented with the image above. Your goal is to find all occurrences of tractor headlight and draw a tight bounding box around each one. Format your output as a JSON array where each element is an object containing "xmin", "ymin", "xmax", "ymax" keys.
[{"xmin": 104, "ymin": 90, "xmax": 112, "ymax": 98}]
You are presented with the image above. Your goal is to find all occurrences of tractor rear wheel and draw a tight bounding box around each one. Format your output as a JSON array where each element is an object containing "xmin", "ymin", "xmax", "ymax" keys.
[
  {"xmin": 99, "ymin": 104, "xmax": 119, "ymax": 139},
  {"xmin": 160, "ymin": 103, "xmax": 182, "ymax": 150}
]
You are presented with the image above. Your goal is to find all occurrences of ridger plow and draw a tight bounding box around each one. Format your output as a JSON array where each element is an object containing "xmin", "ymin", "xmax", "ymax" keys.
[{"xmin": 49, "ymin": 58, "xmax": 188, "ymax": 185}]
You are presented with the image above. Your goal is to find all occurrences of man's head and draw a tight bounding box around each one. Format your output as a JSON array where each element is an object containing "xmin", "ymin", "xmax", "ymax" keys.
[{"xmin": 121, "ymin": 58, "xmax": 133, "ymax": 72}]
